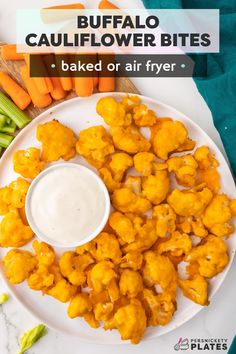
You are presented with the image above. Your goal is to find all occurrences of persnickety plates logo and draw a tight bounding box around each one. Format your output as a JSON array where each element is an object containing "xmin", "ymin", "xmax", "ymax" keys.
[{"xmin": 174, "ymin": 338, "xmax": 228, "ymax": 351}]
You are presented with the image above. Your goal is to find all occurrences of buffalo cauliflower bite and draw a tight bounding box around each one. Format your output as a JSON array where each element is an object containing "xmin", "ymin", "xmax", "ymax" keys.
[
  {"xmin": 109, "ymin": 153, "xmax": 133, "ymax": 181},
  {"xmin": 123, "ymin": 219, "xmax": 158, "ymax": 253},
  {"xmin": 121, "ymin": 95, "xmax": 141, "ymax": 112},
  {"xmin": 59, "ymin": 251, "xmax": 94, "ymax": 286},
  {"xmin": 0, "ymin": 178, "xmax": 30, "ymax": 216},
  {"xmin": 168, "ymin": 187, "xmax": 213, "ymax": 217},
  {"xmin": 119, "ymin": 269, "xmax": 143, "ymax": 298},
  {"xmin": 67, "ymin": 293, "xmax": 92, "ymax": 318},
  {"xmin": 89, "ymin": 261, "xmax": 117, "ymax": 293},
  {"xmin": 13, "ymin": 147, "xmax": 45, "ymax": 179},
  {"xmin": 120, "ymin": 251, "xmax": 143, "ymax": 270},
  {"xmin": 197, "ymin": 168, "xmax": 220, "ymax": 194},
  {"xmin": 92, "ymin": 232, "xmax": 122, "ymax": 264},
  {"xmin": 96, "ymin": 97, "xmax": 132, "ymax": 127},
  {"xmin": 142, "ymin": 171, "xmax": 170, "ymax": 205},
  {"xmin": 33, "ymin": 240, "xmax": 55, "ymax": 266},
  {"xmin": 0, "ymin": 210, "xmax": 34, "ymax": 247},
  {"xmin": 152, "ymin": 204, "xmax": 176, "ymax": 238},
  {"xmin": 142, "ymin": 251, "xmax": 177, "ymax": 299},
  {"xmin": 203, "ymin": 194, "xmax": 234, "ymax": 237},
  {"xmin": 36, "ymin": 120, "xmax": 77, "ymax": 162},
  {"xmin": 99, "ymin": 167, "xmax": 121, "ymax": 192},
  {"xmin": 110, "ymin": 126, "xmax": 151, "ymax": 154},
  {"xmin": 109, "ymin": 212, "xmax": 136, "ymax": 244},
  {"xmin": 185, "ymin": 235, "xmax": 229, "ymax": 278},
  {"xmin": 3, "ymin": 249, "xmax": 36, "ymax": 284},
  {"xmin": 194, "ymin": 146, "xmax": 218, "ymax": 170},
  {"xmin": 112, "ymin": 188, "xmax": 151, "ymax": 214},
  {"xmin": 151, "ymin": 120, "xmax": 188, "ymax": 160},
  {"xmin": 77, "ymin": 126, "xmax": 114, "ymax": 169},
  {"xmin": 167, "ymin": 154, "xmax": 198, "ymax": 187},
  {"xmin": 27, "ymin": 264, "xmax": 55, "ymax": 291},
  {"xmin": 178, "ymin": 275, "xmax": 209, "ymax": 306},
  {"xmin": 157, "ymin": 231, "xmax": 192, "ymax": 257},
  {"xmin": 142, "ymin": 289, "xmax": 176, "ymax": 326},
  {"xmin": 105, "ymin": 299, "xmax": 147, "ymax": 344},
  {"xmin": 133, "ymin": 104, "xmax": 157, "ymax": 127},
  {"xmin": 176, "ymin": 138, "xmax": 196, "ymax": 152},
  {"xmin": 133, "ymin": 152, "xmax": 156, "ymax": 176},
  {"xmin": 177, "ymin": 216, "xmax": 208, "ymax": 238},
  {"xmin": 46, "ymin": 278, "xmax": 77, "ymax": 303}
]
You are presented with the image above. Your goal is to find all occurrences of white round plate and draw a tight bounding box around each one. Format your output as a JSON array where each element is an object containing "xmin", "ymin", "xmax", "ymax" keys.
[{"xmin": 0, "ymin": 93, "xmax": 235, "ymax": 344}]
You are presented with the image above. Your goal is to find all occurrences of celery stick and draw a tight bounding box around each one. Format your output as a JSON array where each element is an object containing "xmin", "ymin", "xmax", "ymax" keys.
[
  {"xmin": 0, "ymin": 132, "xmax": 14, "ymax": 148},
  {"xmin": 0, "ymin": 91, "xmax": 31, "ymax": 128},
  {"xmin": 0, "ymin": 124, "xmax": 17, "ymax": 133},
  {"xmin": 0, "ymin": 114, "xmax": 7, "ymax": 129}
]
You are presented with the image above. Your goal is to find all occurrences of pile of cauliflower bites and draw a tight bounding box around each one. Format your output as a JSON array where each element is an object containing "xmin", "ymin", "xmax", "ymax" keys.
[{"xmin": 1, "ymin": 95, "xmax": 236, "ymax": 344}]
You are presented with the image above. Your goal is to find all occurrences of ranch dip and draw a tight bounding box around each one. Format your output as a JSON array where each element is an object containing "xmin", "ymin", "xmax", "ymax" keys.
[{"xmin": 26, "ymin": 163, "xmax": 110, "ymax": 246}]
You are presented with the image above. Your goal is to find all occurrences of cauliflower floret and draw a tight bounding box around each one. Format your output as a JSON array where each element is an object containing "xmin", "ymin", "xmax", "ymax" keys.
[
  {"xmin": 36, "ymin": 120, "xmax": 77, "ymax": 162},
  {"xmin": 59, "ymin": 251, "xmax": 94, "ymax": 286},
  {"xmin": 203, "ymin": 194, "xmax": 234, "ymax": 237},
  {"xmin": 142, "ymin": 171, "xmax": 170, "ymax": 205},
  {"xmin": 176, "ymin": 138, "xmax": 196, "ymax": 152},
  {"xmin": 123, "ymin": 176, "xmax": 142, "ymax": 195},
  {"xmin": 142, "ymin": 251, "xmax": 177, "ymax": 299},
  {"xmin": 94, "ymin": 301, "xmax": 114, "ymax": 321},
  {"xmin": 133, "ymin": 152, "xmax": 156, "ymax": 176},
  {"xmin": 105, "ymin": 299, "xmax": 147, "ymax": 344},
  {"xmin": 32, "ymin": 240, "xmax": 55, "ymax": 266},
  {"xmin": 109, "ymin": 212, "xmax": 136, "ymax": 244},
  {"xmin": 28, "ymin": 264, "xmax": 55, "ymax": 291},
  {"xmin": 157, "ymin": 231, "xmax": 192, "ymax": 257},
  {"xmin": 151, "ymin": 120, "xmax": 188, "ymax": 160},
  {"xmin": 120, "ymin": 251, "xmax": 143, "ymax": 270},
  {"xmin": 178, "ymin": 275, "xmax": 209, "ymax": 306},
  {"xmin": 168, "ymin": 187, "xmax": 213, "ymax": 217},
  {"xmin": 142, "ymin": 289, "xmax": 176, "ymax": 326},
  {"xmin": 109, "ymin": 153, "xmax": 133, "ymax": 181},
  {"xmin": 13, "ymin": 147, "xmax": 45, "ymax": 179},
  {"xmin": 185, "ymin": 235, "xmax": 229, "ymax": 278},
  {"xmin": 99, "ymin": 153, "xmax": 133, "ymax": 192},
  {"xmin": 123, "ymin": 219, "xmax": 158, "ymax": 253},
  {"xmin": 89, "ymin": 261, "xmax": 117, "ymax": 293},
  {"xmin": 67, "ymin": 292, "xmax": 92, "ymax": 318},
  {"xmin": 194, "ymin": 146, "xmax": 218, "ymax": 170},
  {"xmin": 76, "ymin": 126, "xmax": 114, "ymax": 169},
  {"xmin": 112, "ymin": 188, "xmax": 151, "ymax": 214},
  {"xmin": 197, "ymin": 168, "xmax": 220, "ymax": 194},
  {"xmin": 167, "ymin": 154, "xmax": 198, "ymax": 187},
  {"xmin": 46, "ymin": 278, "xmax": 77, "ymax": 303},
  {"xmin": 152, "ymin": 204, "xmax": 176, "ymax": 238},
  {"xmin": 177, "ymin": 216, "xmax": 208, "ymax": 238},
  {"xmin": 119, "ymin": 269, "xmax": 143, "ymax": 298},
  {"xmin": 121, "ymin": 95, "xmax": 141, "ymax": 112},
  {"xmin": 96, "ymin": 97, "xmax": 132, "ymax": 126},
  {"xmin": 3, "ymin": 249, "xmax": 36, "ymax": 284},
  {"xmin": 92, "ymin": 232, "xmax": 122, "ymax": 264},
  {"xmin": 110, "ymin": 126, "xmax": 150, "ymax": 154},
  {"xmin": 133, "ymin": 104, "xmax": 157, "ymax": 127},
  {"xmin": 0, "ymin": 178, "xmax": 30, "ymax": 216},
  {"xmin": 0, "ymin": 210, "xmax": 34, "ymax": 247}
]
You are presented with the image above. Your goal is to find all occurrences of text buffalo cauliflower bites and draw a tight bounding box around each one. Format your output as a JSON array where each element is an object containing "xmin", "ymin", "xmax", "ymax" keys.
[
  {"xmin": 1, "ymin": 95, "xmax": 235, "ymax": 345},
  {"xmin": 37, "ymin": 120, "xmax": 77, "ymax": 162}
]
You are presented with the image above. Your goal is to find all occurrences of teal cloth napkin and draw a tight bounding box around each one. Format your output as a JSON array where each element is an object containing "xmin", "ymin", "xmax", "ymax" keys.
[
  {"xmin": 142, "ymin": 0, "xmax": 236, "ymax": 175},
  {"xmin": 228, "ymin": 336, "xmax": 236, "ymax": 354}
]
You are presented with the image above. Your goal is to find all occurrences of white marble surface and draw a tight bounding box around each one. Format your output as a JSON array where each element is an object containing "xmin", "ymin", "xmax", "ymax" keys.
[{"xmin": 0, "ymin": 0, "xmax": 235, "ymax": 353}]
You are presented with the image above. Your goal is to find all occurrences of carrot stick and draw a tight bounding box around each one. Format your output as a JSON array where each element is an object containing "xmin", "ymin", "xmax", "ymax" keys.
[
  {"xmin": 20, "ymin": 65, "xmax": 52, "ymax": 108},
  {"xmin": 44, "ymin": 55, "xmax": 67, "ymax": 100},
  {"xmin": 54, "ymin": 55, "xmax": 73, "ymax": 91},
  {"xmin": 0, "ymin": 71, "xmax": 31, "ymax": 110},
  {"xmin": 23, "ymin": 54, "xmax": 53, "ymax": 95},
  {"xmin": 98, "ymin": 0, "xmax": 119, "ymax": 9},
  {"xmin": 1, "ymin": 45, "xmax": 24, "ymax": 61},
  {"xmin": 45, "ymin": 3, "xmax": 85, "ymax": 9},
  {"xmin": 98, "ymin": 53, "xmax": 115, "ymax": 92},
  {"xmin": 74, "ymin": 77, "xmax": 94, "ymax": 97}
]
